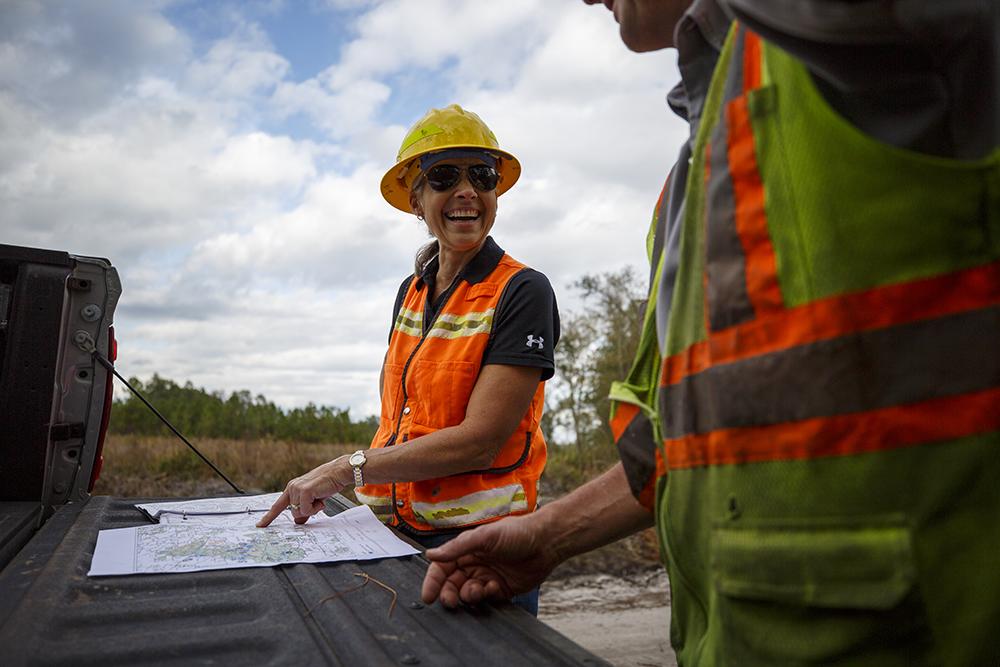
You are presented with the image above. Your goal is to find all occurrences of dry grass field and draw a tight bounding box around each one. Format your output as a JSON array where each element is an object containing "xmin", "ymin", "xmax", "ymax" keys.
[{"xmin": 91, "ymin": 435, "xmax": 358, "ymax": 498}]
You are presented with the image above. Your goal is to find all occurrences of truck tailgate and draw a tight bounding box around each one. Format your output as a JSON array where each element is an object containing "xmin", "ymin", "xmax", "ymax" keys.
[
  {"xmin": 0, "ymin": 496, "xmax": 607, "ymax": 666},
  {"xmin": 0, "ymin": 502, "xmax": 41, "ymax": 572}
]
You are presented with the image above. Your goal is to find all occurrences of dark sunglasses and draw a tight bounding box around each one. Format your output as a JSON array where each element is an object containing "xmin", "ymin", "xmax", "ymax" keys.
[{"xmin": 424, "ymin": 164, "xmax": 500, "ymax": 193}]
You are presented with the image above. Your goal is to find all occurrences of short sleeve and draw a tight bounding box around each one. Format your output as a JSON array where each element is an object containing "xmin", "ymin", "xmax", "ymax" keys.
[{"xmin": 483, "ymin": 269, "xmax": 560, "ymax": 381}]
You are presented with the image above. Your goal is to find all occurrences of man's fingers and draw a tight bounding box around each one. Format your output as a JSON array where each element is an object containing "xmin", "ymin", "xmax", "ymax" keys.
[
  {"xmin": 421, "ymin": 564, "xmax": 445, "ymax": 602},
  {"xmin": 461, "ymin": 579, "xmax": 485, "ymax": 606},
  {"xmin": 423, "ymin": 558, "xmax": 512, "ymax": 609},
  {"xmin": 439, "ymin": 580, "xmax": 463, "ymax": 609},
  {"xmin": 421, "ymin": 560, "xmax": 457, "ymax": 604},
  {"xmin": 421, "ymin": 524, "xmax": 520, "ymax": 608},
  {"xmin": 425, "ymin": 567, "xmax": 465, "ymax": 609},
  {"xmin": 425, "ymin": 525, "xmax": 493, "ymax": 562},
  {"xmin": 484, "ymin": 579, "xmax": 503, "ymax": 599},
  {"xmin": 256, "ymin": 490, "xmax": 290, "ymax": 527}
]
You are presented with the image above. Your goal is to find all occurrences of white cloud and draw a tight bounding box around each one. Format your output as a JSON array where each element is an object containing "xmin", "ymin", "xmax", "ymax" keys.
[
  {"xmin": 203, "ymin": 132, "xmax": 316, "ymax": 189},
  {"xmin": 184, "ymin": 23, "xmax": 289, "ymax": 99},
  {"xmin": 271, "ymin": 76, "xmax": 392, "ymax": 139},
  {"xmin": 0, "ymin": 0, "xmax": 188, "ymax": 123}
]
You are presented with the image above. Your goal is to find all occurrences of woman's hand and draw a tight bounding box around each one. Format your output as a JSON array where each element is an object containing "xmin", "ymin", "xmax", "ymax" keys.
[{"xmin": 256, "ymin": 455, "xmax": 353, "ymax": 527}]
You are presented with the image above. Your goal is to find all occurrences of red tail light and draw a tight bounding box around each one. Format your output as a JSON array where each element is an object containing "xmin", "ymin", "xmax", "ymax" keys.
[{"xmin": 89, "ymin": 326, "xmax": 116, "ymax": 492}]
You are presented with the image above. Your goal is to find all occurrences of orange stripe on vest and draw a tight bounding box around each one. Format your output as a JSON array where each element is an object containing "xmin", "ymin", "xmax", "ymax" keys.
[
  {"xmin": 664, "ymin": 387, "xmax": 1000, "ymax": 470},
  {"xmin": 662, "ymin": 261, "xmax": 1000, "ymax": 388},
  {"xmin": 610, "ymin": 402, "xmax": 641, "ymax": 443},
  {"xmin": 726, "ymin": 89, "xmax": 782, "ymax": 316}
]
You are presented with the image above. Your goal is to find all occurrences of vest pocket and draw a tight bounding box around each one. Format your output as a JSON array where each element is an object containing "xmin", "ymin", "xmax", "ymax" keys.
[
  {"xmin": 410, "ymin": 359, "xmax": 477, "ymax": 427},
  {"xmin": 710, "ymin": 516, "xmax": 936, "ymax": 666}
]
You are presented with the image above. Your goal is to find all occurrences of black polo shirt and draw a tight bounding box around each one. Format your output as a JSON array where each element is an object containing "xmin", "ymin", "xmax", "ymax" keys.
[{"xmin": 389, "ymin": 237, "xmax": 560, "ymax": 381}]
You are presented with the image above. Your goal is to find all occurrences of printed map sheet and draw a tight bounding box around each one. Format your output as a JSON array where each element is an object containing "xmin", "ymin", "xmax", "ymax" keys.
[{"xmin": 88, "ymin": 504, "xmax": 419, "ymax": 576}]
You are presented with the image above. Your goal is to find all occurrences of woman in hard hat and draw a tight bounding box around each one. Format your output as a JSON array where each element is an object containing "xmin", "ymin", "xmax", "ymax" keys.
[{"xmin": 260, "ymin": 104, "xmax": 558, "ymax": 615}]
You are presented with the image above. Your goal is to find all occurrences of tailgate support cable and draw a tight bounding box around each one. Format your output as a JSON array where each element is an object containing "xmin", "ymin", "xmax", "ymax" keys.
[{"xmin": 89, "ymin": 348, "xmax": 245, "ymax": 494}]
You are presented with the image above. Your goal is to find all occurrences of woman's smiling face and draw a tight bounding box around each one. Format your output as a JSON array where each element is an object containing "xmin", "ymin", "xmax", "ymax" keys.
[{"xmin": 410, "ymin": 156, "xmax": 498, "ymax": 254}]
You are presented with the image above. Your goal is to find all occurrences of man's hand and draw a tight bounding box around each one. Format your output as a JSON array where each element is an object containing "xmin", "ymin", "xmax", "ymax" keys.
[
  {"xmin": 422, "ymin": 463, "xmax": 656, "ymax": 607},
  {"xmin": 256, "ymin": 456, "xmax": 351, "ymax": 527},
  {"xmin": 421, "ymin": 513, "xmax": 559, "ymax": 608}
]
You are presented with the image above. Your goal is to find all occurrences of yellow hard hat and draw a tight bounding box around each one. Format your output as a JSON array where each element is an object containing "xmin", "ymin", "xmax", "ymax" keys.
[{"xmin": 380, "ymin": 104, "xmax": 522, "ymax": 213}]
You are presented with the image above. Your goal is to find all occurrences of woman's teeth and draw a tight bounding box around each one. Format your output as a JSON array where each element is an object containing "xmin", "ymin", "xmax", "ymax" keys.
[{"xmin": 445, "ymin": 209, "xmax": 479, "ymax": 221}]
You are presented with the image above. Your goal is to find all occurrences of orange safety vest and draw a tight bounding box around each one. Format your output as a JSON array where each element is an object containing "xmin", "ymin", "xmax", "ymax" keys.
[{"xmin": 356, "ymin": 252, "xmax": 547, "ymax": 533}]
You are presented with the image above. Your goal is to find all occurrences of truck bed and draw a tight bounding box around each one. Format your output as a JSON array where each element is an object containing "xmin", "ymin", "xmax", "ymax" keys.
[{"xmin": 0, "ymin": 496, "xmax": 607, "ymax": 666}]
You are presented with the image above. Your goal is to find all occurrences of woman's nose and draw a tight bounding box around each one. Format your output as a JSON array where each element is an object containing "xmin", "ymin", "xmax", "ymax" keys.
[{"xmin": 453, "ymin": 173, "xmax": 478, "ymax": 197}]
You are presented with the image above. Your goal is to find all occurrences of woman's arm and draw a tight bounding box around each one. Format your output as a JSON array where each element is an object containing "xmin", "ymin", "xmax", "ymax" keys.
[
  {"xmin": 364, "ymin": 363, "xmax": 541, "ymax": 482},
  {"xmin": 257, "ymin": 363, "xmax": 541, "ymax": 526}
]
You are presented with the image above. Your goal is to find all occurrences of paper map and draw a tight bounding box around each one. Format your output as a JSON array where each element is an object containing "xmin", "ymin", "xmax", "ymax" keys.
[{"xmin": 88, "ymin": 503, "xmax": 419, "ymax": 576}]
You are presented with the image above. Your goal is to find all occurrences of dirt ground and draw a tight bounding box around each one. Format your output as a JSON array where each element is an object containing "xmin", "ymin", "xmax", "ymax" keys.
[{"xmin": 539, "ymin": 570, "xmax": 678, "ymax": 667}]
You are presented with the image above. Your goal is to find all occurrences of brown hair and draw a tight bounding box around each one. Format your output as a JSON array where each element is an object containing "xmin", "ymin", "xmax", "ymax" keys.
[
  {"xmin": 409, "ymin": 177, "xmax": 438, "ymax": 275},
  {"xmin": 414, "ymin": 240, "xmax": 439, "ymax": 276}
]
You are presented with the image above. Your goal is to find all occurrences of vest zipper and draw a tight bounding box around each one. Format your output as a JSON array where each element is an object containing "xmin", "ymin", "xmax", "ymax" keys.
[{"xmin": 389, "ymin": 276, "xmax": 464, "ymax": 532}]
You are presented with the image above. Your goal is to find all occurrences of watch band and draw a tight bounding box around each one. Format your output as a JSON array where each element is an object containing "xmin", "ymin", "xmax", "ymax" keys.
[{"xmin": 350, "ymin": 450, "xmax": 366, "ymax": 487}]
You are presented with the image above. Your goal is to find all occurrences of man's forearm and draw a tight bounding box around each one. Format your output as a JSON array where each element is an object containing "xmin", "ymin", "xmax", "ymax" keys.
[{"xmin": 533, "ymin": 462, "xmax": 655, "ymax": 563}]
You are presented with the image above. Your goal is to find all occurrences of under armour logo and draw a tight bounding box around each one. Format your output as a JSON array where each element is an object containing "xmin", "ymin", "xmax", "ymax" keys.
[{"xmin": 526, "ymin": 335, "xmax": 544, "ymax": 350}]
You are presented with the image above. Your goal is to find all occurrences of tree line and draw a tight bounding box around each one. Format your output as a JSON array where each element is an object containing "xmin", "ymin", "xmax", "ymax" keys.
[
  {"xmin": 542, "ymin": 268, "xmax": 647, "ymax": 474},
  {"xmin": 108, "ymin": 375, "xmax": 378, "ymax": 444},
  {"xmin": 108, "ymin": 268, "xmax": 646, "ymax": 458}
]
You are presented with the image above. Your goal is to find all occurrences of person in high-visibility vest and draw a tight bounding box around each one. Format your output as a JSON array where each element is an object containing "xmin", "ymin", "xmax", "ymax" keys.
[
  {"xmin": 421, "ymin": 1, "xmax": 999, "ymax": 663},
  {"xmin": 259, "ymin": 104, "xmax": 559, "ymax": 615}
]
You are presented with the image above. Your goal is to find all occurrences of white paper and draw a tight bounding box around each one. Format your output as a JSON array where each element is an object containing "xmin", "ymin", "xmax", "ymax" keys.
[
  {"xmin": 89, "ymin": 505, "xmax": 419, "ymax": 576},
  {"xmin": 137, "ymin": 492, "xmax": 284, "ymax": 525}
]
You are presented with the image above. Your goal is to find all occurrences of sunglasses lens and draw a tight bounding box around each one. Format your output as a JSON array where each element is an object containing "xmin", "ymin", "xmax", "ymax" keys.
[
  {"xmin": 425, "ymin": 164, "xmax": 499, "ymax": 192},
  {"xmin": 468, "ymin": 165, "xmax": 500, "ymax": 191},
  {"xmin": 426, "ymin": 165, "xmax": 461, "ymax": 191}
]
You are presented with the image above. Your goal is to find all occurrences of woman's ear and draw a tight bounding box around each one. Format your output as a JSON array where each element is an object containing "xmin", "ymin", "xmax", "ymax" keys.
[{"xmin": 410, "ymin": 195, "xmax": 423, "ymax": 219}]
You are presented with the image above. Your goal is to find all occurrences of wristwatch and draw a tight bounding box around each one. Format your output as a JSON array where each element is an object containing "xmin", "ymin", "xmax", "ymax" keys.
[{"xmin": 348, "ymin": 450, "xmax": 367, "ymax": 487}]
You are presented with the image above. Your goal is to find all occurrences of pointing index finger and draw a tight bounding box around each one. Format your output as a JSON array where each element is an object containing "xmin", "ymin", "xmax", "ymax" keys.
[{"xmin": 256, "ymin": 491, "xmax": 290, "ymax": 527}]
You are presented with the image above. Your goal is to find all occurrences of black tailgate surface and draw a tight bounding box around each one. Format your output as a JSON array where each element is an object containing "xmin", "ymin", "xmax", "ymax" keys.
[{"xmin": 0, "ymin": 496, "xmax": 608, "ymax": 666}]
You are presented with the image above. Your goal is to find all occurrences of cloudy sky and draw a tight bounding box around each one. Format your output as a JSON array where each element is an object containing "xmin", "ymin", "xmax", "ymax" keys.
[{"xmin": 2, "ymin": 0, "xmax": 686, "ymax": 419}]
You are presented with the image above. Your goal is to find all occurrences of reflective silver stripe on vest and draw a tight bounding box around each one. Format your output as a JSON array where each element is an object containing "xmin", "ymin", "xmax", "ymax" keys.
[
  {"xmin": 393, "ymin": 307, "xmax": 422, "ymax": 337},
  {"xmin": 354, "ymin": 490, "xmax": 393, "ymax": 520},
  {"xmin": 662, "ymin": 305, "xmax": 1000, "ymax": 439},
  {"xmin": 425, "ymin": 308, "xmax": 495, "ymax": 340},
  {"xmin": 705, "ymin": 25, "xmax": 758, "ymax": 331},
  {"xmin": 411, "ymin": 483, "xmax": 527, "ymax": 528}
]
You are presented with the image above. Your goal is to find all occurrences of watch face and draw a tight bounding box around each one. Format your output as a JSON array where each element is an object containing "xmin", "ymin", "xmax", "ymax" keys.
[{"xmin": 349, "ymin": 452, "xmax": 366, "ymax": 466}]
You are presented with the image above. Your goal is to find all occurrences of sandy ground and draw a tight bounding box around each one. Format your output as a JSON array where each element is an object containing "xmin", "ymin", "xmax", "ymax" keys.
[{"xmin": 538, "ymin": 571, "xmax": 678, "ymax": 667}]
